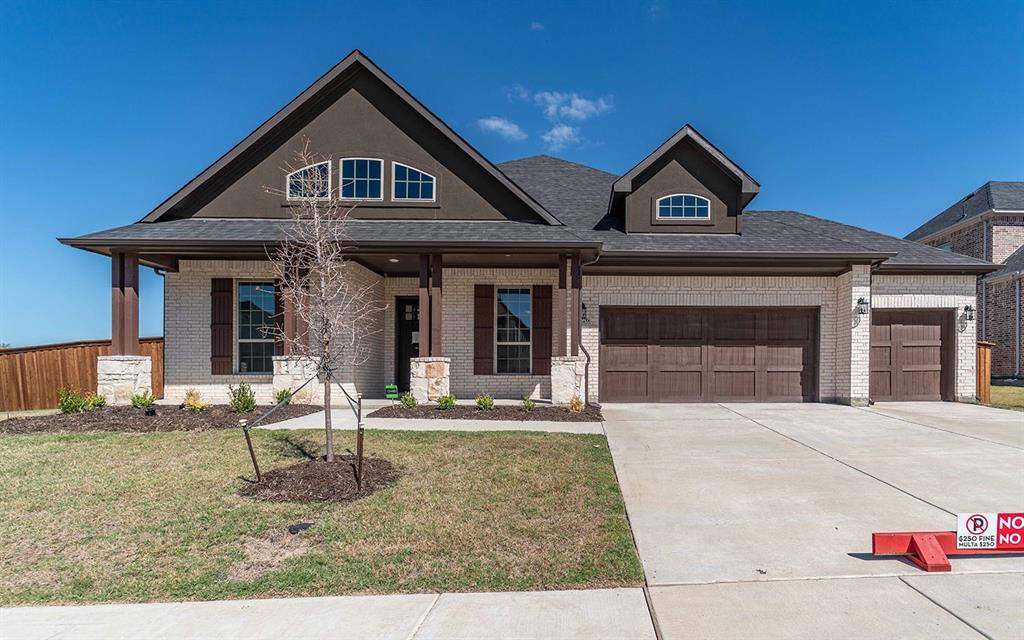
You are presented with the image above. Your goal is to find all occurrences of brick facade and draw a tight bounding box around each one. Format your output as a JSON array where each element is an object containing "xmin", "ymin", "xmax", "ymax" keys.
[{"xmin": 986, "ymin": 279, "xmax": 1023, "ymax": 377}]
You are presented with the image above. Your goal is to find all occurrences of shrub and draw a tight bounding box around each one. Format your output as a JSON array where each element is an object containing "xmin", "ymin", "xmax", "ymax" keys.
[
  {"xmin": 436, "ymin": 394, "xmax": 456, "ymax": 410},
  {"xmin": 131, "ymin": 391, "xmax": 156, "ymax": 408},
  {"xmin": 400, "ymin": 392, "xmax": 417, "ymax": 409},
  {"xmin": 57, "ymin": 388, "xmax": 87, "ymax": 414},
  {"xmin": 229, "ymin": 383, "xmax": 257, "ymax": 413},
  {"xmin": 475, "ymin": 394, "xmax": 495, "ymax": 411},
  {"xmin": 84, "ymin": 393, "xmax": 106, "ymax": 410},
  {"xmin": 182, "ymin": 388, "xmax": 207, "ymax": 412},
  {"xmin": 274, "ymin": 387, "xmax": 293, "ymax": 406},
  {"xmin": 521, "ymin": 396, "xmax": 535, "ymax": 411},
  {"xmin": 567, "ymin": 396, "xmax": 585, "ymax": 414}
]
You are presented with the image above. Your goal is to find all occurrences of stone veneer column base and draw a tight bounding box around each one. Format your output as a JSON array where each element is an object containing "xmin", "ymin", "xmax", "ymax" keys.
[
  {"xmin": 410, "ymin": 357, "xmax": 450, "ymax": 403},
  {"xmin": 837, "ymin": 396, "xmax": 870, "ymax": 407},
  {"xmin": 97, "ymin": 355, "xmax": 152, "ymax": 405},
  {"xmin": 272, "ymin": 356, "xmax": 323, "ymax": 404},
  {"xmin": 551, "ymin": 356, "xmax": 586, "ymax": 405}
]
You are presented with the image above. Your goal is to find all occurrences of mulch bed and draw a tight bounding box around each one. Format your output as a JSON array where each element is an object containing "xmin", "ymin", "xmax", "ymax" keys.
[
  {"xmin": 368, "ymin": 404, "xmax": 602, "ymax": 422},
  {"xmin": 0, "ymin": 404, "xmax": 321, "ymax": 435},
  {"xmin": 239, "ymin": 455, "xmax": 401, "ymax": 502}
]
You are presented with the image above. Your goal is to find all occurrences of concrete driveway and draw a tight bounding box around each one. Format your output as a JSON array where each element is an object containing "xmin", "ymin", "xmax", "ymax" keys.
[{"xmin": 603, "ymin": 402, "xmax": 1024, "ymax": 639}]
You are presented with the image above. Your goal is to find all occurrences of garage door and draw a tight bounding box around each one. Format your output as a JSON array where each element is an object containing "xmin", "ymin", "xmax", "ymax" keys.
[
  {"xmin": 870, "ymin": 310, "xmax": 952, "ymax": 401},
  {"xmin": 599, "ymin": 308, "xmax": 818, "ymax": 403}
]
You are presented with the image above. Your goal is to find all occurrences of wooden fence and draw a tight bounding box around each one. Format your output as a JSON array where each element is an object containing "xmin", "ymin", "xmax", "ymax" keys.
[
  {"xmin": 976, "ymin": 341, "xmax": 994, "ymax": 404},
  {"xmin": 0, "ymin": 338, "xmax": 163, "ymax": 411}
]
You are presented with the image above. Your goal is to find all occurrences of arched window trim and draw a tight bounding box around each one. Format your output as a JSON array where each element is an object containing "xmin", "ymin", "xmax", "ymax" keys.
[
  {"xmin": 391, "ymin": 161, "xmax": 437, "ymax": 202},
  {"xmin": 339, "ymin": 157, "xmax": 384, "ymax": 201},
  {"xmin": 655, "ymin": 193, "xmax": 711, "ymax": 220},
  {"xmin": 285, "ymin": 161, "xmax": 331, "ymax": 201}
]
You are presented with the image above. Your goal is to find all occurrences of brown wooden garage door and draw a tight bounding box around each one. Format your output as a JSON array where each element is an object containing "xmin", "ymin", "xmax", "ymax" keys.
[
  {"xmin": 599, "ymin": 307, "xmax": 818, "ymax": 403},
  {"xmin": 870, "ymin": 310, "xmax": 952, "ymax": 401}
]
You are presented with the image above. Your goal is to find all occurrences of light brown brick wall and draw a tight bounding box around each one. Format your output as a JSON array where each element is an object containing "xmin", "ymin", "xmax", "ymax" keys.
[
  {"xmin": 926, "ymin": 223, "xmax": 986, "ymax": 260},
  {"xmin": 991, "ymin": 217, "xmax": 1024, "ymax": 265},
  {"xmin": 986, "ymin": 278, "xmax": 1022, "ymax": 377}
]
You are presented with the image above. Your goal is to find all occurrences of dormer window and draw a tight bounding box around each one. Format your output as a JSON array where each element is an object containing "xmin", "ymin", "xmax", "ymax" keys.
[
  {"xmin": 392, "ymin": 162, "xmax": 436, "ymax": 202},
  {"xmin": 286, "ymin": 161, "xmax": 330, "ymax": 200},
  {"xmin": 340, "ymin": 158, "xmax": 383, "ymax": 200},
  {"xmin": 656, "ymin": 194, "xmax": 710, "ymax": 219}
]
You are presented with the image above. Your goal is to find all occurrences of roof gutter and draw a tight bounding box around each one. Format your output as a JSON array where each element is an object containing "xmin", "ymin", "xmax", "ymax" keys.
[{"xmin": 908, "ymin": 209, "xmax": 1024, "ymax": 245}]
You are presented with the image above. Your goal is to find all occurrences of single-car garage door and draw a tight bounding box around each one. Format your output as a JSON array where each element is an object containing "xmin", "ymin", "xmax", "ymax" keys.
[
  {"xmin": 599, "ymin": 307, "xmax": 818, "ymax": 403},
  {"xmin": 870, "ymin": 309, "xmax": 952, "ymax": 401}
]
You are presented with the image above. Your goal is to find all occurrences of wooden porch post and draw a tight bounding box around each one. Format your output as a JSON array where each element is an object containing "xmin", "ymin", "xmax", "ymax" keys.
[
  {"xmin": 111, "ymin": 251, "xmax": 139, "ymax": 355},
  {"xmin": 555, "ymin": 254, "xmax": 567, "ymax": 357},
  {"xmin": 430, "ymin": 253, "xmax": 443, "ymax": 356},
  {"xmin": 570, "ymin": 253, "xmax": 581, "ymax": 356},
  {"xmin": 418, "ymin": 254, "xmax": 431, "ymax": 357}
]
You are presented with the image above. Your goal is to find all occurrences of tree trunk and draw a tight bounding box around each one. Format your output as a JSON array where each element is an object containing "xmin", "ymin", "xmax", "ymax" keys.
[{"xmin": 323, "ymin": 379, "xmax": 334, "ymax": 462}]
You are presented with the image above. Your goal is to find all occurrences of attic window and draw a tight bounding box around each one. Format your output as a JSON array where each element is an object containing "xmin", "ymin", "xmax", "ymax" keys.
[
  {"xmin": 657, "ymin": 194, "xmax": 710, "ymax": 219},
  {"xmin": 392, "ymin": 162, "xmax": 435, "ymax": 202},
  {"xmin": 340, "ymin": 158, "xmax": 383, "ymax": 200},
  {"xmin": 286, "ymin": 162, "xmax": 330, "ymax": 200}
]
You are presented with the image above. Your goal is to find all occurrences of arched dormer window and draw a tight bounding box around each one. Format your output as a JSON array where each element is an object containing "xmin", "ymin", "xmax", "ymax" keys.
[
  {"xmin": 656, "ymin": 194, "xmax": 710, "ymax": 219},
  {"xmin": 392, "ymin": 162, "xmax": 436, "ymax": 202},
  {"xmin": 286, "ymin": 161, "xmax": 330, "ymax": 200}
]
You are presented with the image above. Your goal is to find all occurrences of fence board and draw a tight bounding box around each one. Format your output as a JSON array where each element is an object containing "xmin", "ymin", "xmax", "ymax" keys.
[{"xmin": 0, "ymin": 338, "xmax": 163, "ymax": 411}]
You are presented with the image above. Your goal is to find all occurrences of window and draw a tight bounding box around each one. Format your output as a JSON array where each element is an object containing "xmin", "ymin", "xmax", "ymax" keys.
[
  {"xmin": 238, "ymin": 282, "xmax": 276, "ymax": 374},
  {"xmin": 392, "ymin": 162, "xmax": 436, "ymax": 201},
  {"xmin": 286, "ymin": 162, "xmax": 330, "ymax": 200},
  {"xmin": 496, "ymin": 288, "xmax": 531, "ymax": 374},
  {"xmin": 938, "ymin": 242, "xmax": 954, "ymax": 252},
  {"xmin": 340, "ymin": 158, "xmax": 383, "ymax": 200},
  {"xmin": 656, "ymin": 194, "xmax": 710, "ymax": 219}
]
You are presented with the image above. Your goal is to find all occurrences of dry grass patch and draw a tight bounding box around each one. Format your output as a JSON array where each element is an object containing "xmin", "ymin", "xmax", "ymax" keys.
[
  {"xmin": 989, "ymin": 380, "xmax": 1024, "ymax": 411},
  {"xmin": 0, "ymin": 429, "xmax": 641, "ymax": 605}
]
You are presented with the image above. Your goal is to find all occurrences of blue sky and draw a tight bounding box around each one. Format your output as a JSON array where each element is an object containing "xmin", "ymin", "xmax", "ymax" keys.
[{"xmin": 1, "ymin": 0, "xmax": 1022, "ymax": 347}]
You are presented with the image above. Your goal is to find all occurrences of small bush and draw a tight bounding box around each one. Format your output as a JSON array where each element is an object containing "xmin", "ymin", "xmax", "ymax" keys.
[
  {"xmin": 400, "ymin": 392, "xmax": 417, "ymax": 409},
  {"xmin": 521, "ymin": 396, "xmax": 535, "ymax": 411},
  {"xmin": 131, "ymin": 391, "xmax": 156, "ymax": 408},
  {"xmin": 229, "ymin": 383, "xmax": 257, "ymax": 413},
  {"xmin": 84, "ymin": 393, "xmax": 106, "ymax": 410},
  {"xmin": 567, "ymin": 396, "xmax": 585, "ymax": 414},
  {"xmin": 274, "ymin": 387, "xmax": 293, "ymax": 406},
  {"xmin": 475, "ymin": 394, "xmax": 495, "ymax": 411},
  {"xmin": 57, "ymin": 388, "xmax": 87, "ymax": 414},
  {"xmin": 182, "ymin": 388, "xmax": 207, "ymax": 412},
  {"xmin": 437, "ymin": 394, "xmax": 456, "ymax": 410}
]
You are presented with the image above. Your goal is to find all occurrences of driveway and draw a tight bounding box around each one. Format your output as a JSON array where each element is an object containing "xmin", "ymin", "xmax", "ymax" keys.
[{"xmin": 603, "ymin": 402, "xmax": 1024, "ymax": 639}]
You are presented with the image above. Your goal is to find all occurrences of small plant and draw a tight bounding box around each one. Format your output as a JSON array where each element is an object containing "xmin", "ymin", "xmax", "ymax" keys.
[
  {"xmin": 131, "ymin": 391, "xmax": 156, "ymax": 408},
  {"xmin": 84, "ymin": 393, "xmax": 106, "ymax": 409},
  {"xmin": 475, "ymin": 394, "xmax": 495, "ymax": 410},
  {"xmin": 567, "ymin": 396, "xmax": 585, "ymax": 414},
  {"xmin": 521, "ymin": 396, "xmax": 535, "ymax": 411},
  {"xmin": 437, "ymin": 393, "xmax": 457, "ymax": 410},
  {"xmin": 182, "ymin": 388, "xmax": 208, "ymax": 412},
  {"xmin": 274, "ymin": 387, "xmax": 293, "ymax": 406},
  {"xmin": 400, "ymin": 392, "xmax": 417, "ymax": 409},
  {"xmin": 229, "ymin": 383, "xmax": 257, "ymax": 413},
  {"xmin": 57, "ymin": 388, "xmax": 87, "ymax": 414}
]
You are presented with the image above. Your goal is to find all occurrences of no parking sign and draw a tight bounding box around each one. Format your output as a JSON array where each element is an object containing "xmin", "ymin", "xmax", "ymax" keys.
[{"xmin": 956, "ymin": 512, "xmax": 1024, "ymax": 550}]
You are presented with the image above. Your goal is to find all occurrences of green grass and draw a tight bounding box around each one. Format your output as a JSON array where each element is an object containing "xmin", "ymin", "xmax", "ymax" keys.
[
  {"xmin": 988, "ymin": 380, "xmax": 1024, "ymax": 411},
  {"xmin": 0, "ymin": 428, "xmax": 642, "ymax": 605}
]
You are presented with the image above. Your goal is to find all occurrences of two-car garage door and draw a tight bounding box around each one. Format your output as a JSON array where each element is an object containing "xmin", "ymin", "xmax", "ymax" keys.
[{"xmin": 599, "ymin": 307, "xmax": 818, "ymax": 403}]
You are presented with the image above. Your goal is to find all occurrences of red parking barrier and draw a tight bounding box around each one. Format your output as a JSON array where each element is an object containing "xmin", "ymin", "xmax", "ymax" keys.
[{"xmin": 872, "ymin": 531, "xmax": 1023, "ymax": 572}]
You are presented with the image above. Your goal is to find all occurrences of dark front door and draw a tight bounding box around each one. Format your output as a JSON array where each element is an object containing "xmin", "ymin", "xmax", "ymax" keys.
[
  {"xmin": 870, "ymin": 309, "xmax": 951, "ymax": 401},
  {"xmin": 395, "ymin": 297, "xmax": 420, "ymax": 392}
]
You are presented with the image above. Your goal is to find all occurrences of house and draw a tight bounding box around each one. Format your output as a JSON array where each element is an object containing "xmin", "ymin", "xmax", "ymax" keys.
[
  {"xmin": 61, "ymin": 50, "xmax": 996, "ymax": 407},
  {"xmin": 905, "ymin": 182, "xmax": 1024, "ymax": 378}
]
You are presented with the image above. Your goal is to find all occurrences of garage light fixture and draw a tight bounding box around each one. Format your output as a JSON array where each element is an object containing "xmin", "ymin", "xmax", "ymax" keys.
[
  {"xmin": 963, "ymin": 305, "xmax": 975, "ymax": 321},
  {"xmin": 856, "ymin": 298, "xmax": 870, "ymax": 316}
]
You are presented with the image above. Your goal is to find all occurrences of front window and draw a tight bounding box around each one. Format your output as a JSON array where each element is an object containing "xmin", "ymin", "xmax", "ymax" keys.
[
  {"xmin": 238, "ymin": 282, "xmax": 276, "ymax": 374},
  {"xmin": 496, "ymin": 288, "xmax": 531, "ymax": 374},
  {"xmin": 392, "ymin": 162, "xmax": 436, "ymax": 201},
  {"xmin": 286, "ymin": 162, "xmax": 330, "ymax": 200},
  {"xmin": 340, "ymin": 158, "xmax": 383, "ymax": 200},
  {"xmin": 657, "ymin": 194, "xmax": 710, "ymax": 219}
]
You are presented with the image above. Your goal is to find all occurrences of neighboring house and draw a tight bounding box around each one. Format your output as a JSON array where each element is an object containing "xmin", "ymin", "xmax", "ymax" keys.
[
  {"xmin": 905, "ymin": 182, "xmax": 1024, "ymax": 378},
  {"xmin": 61, "ymin": 50, "xmax": 996, "ymax": 407}
]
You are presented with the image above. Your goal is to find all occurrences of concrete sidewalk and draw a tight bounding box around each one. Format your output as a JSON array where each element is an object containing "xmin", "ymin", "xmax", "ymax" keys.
[
  {"xmin": 2, "ymin": 588, "xmax": 655, "ymax": 640},
  {"xmin": 263, "ymin": 408, "xmax": 604, "ymax": 434}
]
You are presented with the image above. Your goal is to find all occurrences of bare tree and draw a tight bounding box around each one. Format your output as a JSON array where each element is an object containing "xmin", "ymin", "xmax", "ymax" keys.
[{"xmin": 264, "ymin": 139, "xmax": 385, "ymax": 466}]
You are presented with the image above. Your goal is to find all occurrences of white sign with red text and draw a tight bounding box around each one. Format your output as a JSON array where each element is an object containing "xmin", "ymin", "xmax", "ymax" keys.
[{"xmin": 957, "ymin": 512, "xmax": 1024, "ymax": 550}]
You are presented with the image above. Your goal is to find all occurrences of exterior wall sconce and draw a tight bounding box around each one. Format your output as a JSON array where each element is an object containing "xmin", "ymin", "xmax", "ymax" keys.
[
  {"xmin": 581, "ymin": 303, "xmax": 589, "ymax": 322},
  {"xmin": 856, "ymin": 298, "xmax": 870, "ymax": 316},
  {"xmin": 964, "ymin": 305, "xmax": 975, "ymax": 321}
]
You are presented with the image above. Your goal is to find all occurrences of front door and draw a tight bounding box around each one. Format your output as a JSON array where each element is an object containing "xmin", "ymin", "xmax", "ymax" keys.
[{"xmin": 395, "ymin": 297, "xmax": 420, "ymax": 392}]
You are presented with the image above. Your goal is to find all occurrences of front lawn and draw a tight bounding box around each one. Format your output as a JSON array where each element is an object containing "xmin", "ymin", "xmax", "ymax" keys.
[
  {"xmin": 989, "ymin": 379, "xmax": 1024, "ymax": 411},
  {"xmin": 0, "ymin": 428, "xmax": 641, "ymax": 605}
]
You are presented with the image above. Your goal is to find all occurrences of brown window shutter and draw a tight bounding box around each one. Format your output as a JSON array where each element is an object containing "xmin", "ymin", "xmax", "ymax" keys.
[
  {"xmin": 273, "ymin": 281, "xmax": 284, "ymax": 356},
  {"xmin": 532, "ymin": 285, "xmax": 552, "ymax": 375},
  {"xmin": 474, "ymin": 284, "xmax": 494, "ymax": 375},
  {"xmin": 210, "ymin": 278, "xmax": 233, "ymax": 374}
]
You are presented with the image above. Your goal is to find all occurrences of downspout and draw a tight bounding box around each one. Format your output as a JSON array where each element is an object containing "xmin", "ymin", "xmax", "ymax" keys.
[
  {"xmin": 1016, "ymin": 278, "xmax": 1021, "ymax": 378},
  {"xmin": 577, "ymin": 252, "xmax": 602, "ymax": 406}
]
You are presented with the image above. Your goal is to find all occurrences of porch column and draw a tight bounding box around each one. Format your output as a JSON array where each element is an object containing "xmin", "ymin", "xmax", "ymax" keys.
[
  {"xmin": 570, "ymin": 253, "xmax": 582, "ymax": 356},
  {"xmin": 111, "ymin": 251, "xmax": 139, "ymax": 355},
  {"xmin": 418, "ymin": 254, "xmax": 431, "ymax": 356},
  {"xmin": 430, "ymin": 253, "xmax": 443, "ymax": 356},
  {"xmin": 555, "ymin": 254, "xmax": 568, "ymax": 357}
]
